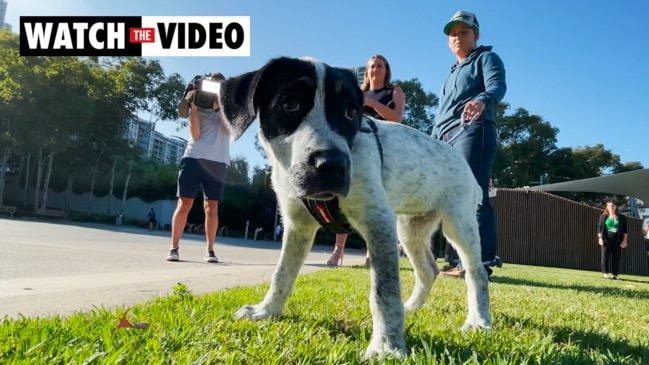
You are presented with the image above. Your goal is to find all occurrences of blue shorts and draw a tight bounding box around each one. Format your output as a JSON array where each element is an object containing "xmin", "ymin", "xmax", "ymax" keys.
[{"xmin": 177, "ymin": 158, "xmax": 227, "ymax": 201}]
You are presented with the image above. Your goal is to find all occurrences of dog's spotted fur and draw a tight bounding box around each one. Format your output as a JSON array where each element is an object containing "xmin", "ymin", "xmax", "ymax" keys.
[{"xmin": 218, "ymin": 57, "xmax": 491, "ymax": 358}]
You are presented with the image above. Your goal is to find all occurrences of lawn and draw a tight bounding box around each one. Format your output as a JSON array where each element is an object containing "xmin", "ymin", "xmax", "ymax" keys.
[{"xmin": 2, "ymin": 261, "xmax": 648, "ymax": 364}]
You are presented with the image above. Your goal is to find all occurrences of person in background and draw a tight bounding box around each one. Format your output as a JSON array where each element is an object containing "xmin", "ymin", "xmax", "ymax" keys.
[
  {"xmin": 643, "ymin": 220, "xmax": 649, "ymax": 270},
  {"xmin": 597, "ymin": 199, "xmax": 628, "ymax": 279},
  {"xmin": 166, "ymin": 73, "xmax": 230, "ymax": 263},
  {"xmin": 275, "ymin": 224, "xmax": 283, "ymax": 242},
  {"xmin": 326, "ymin": 54, "xmax": 405, "ymax": 267},
  {"xmin": 434, "ymin": 10, "xmax": 506, "ymax": 279},
  {"xmin": 146, "ymin": 208, "xmax": 156, "ymax": 230}
]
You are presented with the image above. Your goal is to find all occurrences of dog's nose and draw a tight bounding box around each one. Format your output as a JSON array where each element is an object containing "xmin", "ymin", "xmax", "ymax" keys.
[{"xmin": 309, "ymin": 149, "xmax": 349, "ymax": 178}]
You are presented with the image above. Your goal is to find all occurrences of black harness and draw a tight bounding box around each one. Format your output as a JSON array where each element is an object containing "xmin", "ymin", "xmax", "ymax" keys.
[{"xmin": 301, "ymin": 118, "xmax": 383, "ymax": 234}]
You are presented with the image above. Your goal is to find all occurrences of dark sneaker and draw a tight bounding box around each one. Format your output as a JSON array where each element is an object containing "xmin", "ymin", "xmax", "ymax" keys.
[
  {"xmin": 166, "ymin": 248, "xmax": 179, "ymax": 261},
  {"xmin": 493, "ymin": 256, "xmax": 503, "ymax": 268},
  {"xmin": 204, "ymin": 250, "xmax": 218, "ymax": 263},
  {"xmin": 485, "ymin": 266, "xmax": 493, "ymax": 280}
]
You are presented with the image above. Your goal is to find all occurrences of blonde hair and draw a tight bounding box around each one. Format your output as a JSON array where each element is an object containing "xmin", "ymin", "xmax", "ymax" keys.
[{"xmin": 361, "ymin": 54, "xmax": 393, "ymax": 92}]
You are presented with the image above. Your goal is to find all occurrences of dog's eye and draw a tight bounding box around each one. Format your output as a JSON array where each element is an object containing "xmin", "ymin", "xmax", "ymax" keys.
[
  {"xmin": 344, "ymin": 106, "xmax": 358, "ymax": 120},
  {"xmin": 281, "ymin": 97, "xmax": 301, "ymax": 112}
]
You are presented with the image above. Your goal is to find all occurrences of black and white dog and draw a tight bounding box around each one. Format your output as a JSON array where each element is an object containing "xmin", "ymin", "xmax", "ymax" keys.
[{"xmin": 218, "ymin": 57, "xmax": 491, "ymax": 358}]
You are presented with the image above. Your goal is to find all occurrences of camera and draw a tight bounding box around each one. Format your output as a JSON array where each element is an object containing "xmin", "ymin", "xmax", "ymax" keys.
[
  {"xmin": 190, "ymin": 75, "xmax": 221, "ymax": 109},
  {"xmin": 183, "ymin": 73, "xmax": 225, "ymax": 110}
]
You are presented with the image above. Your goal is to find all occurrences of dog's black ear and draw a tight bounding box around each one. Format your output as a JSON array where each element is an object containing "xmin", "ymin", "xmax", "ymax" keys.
[
  {"xmin": 219, "ymin": 57, "xmax": 301, "ymax": 141},
  {"xmin": 218, "ymin": 70, "xmax": 260, "ymax": 141}
]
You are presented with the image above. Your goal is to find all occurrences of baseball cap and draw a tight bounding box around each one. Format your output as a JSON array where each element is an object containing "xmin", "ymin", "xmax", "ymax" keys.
[{"xmin": 443, "ymin": 11, "xmax": 480, "ymax": 35}]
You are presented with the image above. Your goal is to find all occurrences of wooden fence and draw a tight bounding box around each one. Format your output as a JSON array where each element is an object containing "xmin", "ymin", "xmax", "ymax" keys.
[{"xmin": 493, "ymin": 189, "xmax": 647, "ymax": 275}]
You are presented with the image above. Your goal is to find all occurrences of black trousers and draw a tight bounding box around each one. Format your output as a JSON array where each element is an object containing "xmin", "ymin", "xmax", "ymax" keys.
[
  {"xmin": 645, "ymin": 239, "xmax": 649, "ymax": 269},
  {"xmin": 601, "ymin": 242, "xmax": 622, "ymax": 276}
]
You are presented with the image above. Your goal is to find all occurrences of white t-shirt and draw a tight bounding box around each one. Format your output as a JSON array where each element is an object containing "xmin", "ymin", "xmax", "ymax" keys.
[{"xmin": 183, "ymin": 108, "xmax": 230, "ymax": 165}]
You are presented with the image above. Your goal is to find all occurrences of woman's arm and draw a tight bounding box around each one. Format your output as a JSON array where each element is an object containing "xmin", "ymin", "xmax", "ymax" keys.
[
  {"xmin": 597, "ymin": 215, "xmax": 605, "ymax": 245},
  {"xmin": 621, "ymin": 216, "xmax": 628, "ymax": 248},
  {"xmin": 364, "ymin": 86, "xmax": 406, "ymax": 123}
]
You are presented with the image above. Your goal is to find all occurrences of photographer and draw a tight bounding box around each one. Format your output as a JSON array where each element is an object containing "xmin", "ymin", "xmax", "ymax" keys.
[{"xmin": 165, "ymin": 73, "xmax": 231, "ymax": 263}]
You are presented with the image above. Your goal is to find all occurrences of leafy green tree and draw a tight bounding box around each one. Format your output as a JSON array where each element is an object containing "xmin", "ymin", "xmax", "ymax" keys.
[
  {"xmin": 493, "ymin": 108, "xmax": 558, "ymax": 187},
  {"xmin": 394, "ymin": 78, "xmax": 438, "ymax": 135}
]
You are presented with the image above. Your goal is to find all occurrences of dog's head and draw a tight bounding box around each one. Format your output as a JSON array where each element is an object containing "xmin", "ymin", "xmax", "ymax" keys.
[{"xmin": 219, "ymin": 57, "xmax": 363, "ymax": 200}]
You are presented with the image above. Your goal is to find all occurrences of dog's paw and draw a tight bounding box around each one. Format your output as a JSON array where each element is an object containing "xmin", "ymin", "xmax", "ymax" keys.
[
  {"xmin": 403, "ymin": 298, "xmax": 423, "ymax": 312},
  {"xmin": 235, "ymin": 304, "xmax": 275, "ymax": 320},
  {"xmin": 364, "ymin": 339, "xmax": 407, "ymax": 360},
  {"xmin": 460, "ymin": 321, "xmax": 492, "ymax": 332}
]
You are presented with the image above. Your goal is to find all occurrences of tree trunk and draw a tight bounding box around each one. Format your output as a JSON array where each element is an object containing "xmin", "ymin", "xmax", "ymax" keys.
[
  {"xmin": 0, "ymin": 145, "xmax": 10, "ymax": 205},
  {"xmin": 107, "ymin": 156, "xmax": 117, "ymax": 216},
  {"xmin": 33, "ymin": 147, "xmax": 43, "ymax": 215},
  {"xmin": 41, "ymin": 153, "xmax": 54, "ymax": 211},
  {"xmin": 64, "ymin": 175, "xmax": 74, "ymax": 212},
  {"xmin": 88, "ymin": 147, "xmax": 105, "ymax": 216},
  {"xmin": 120, "ymin": 159, "xmax": 133, "ymax": 215},
  {"xmin": 22, "ymin": 153, "xmax": 30, "ymax": 204}
]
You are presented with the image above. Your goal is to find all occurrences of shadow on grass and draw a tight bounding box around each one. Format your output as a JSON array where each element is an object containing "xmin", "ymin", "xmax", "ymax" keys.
[
  {"xmin": 490, "ymin": 276, "xmax": 649, "ymax": 300},
  {"xmin": 498, "ymin": 313, "xmax": 647, "ymax": 363},
  {"xmin": 279, "ymin": 311, "xmax": 646, "ymax": 364}
]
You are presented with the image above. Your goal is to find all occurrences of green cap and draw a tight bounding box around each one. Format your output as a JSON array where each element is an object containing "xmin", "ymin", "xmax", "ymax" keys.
[{"xmin": 443, "ymin": 11, "xmax": 480, "ymax": 35}]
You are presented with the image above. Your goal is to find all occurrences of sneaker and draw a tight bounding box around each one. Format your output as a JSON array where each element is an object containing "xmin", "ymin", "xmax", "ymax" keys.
[
  {"xmin": 484, "ymin": 266, "xmax": 494, "ymax": 278},
  {"xmin": 166, "ymin": 248, "xmax": 179, "ymax": 261},
  {"xmin": 603, "ymin": 273, "xmax": 609, "ymax": 279},
  {"xmin": 204, "ymin": 250, "xmax": 219, "ymax": 263},
  {"xmin": 440, "ymin": 267, "xmax": 465, "ymax": 279},
  {"xmin": 613, "ymin": 275, "xmax": 619, "ymax": 280},
  {"xmin": 441, "ymin": 264, "xmax": 457, "ymax": 272},
  {"xmin": 493, "ymin": 256, "xmax": 503, "ymax": 268}
]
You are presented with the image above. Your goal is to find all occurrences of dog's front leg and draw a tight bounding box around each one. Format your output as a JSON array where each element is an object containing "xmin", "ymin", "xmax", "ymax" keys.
[
  {"xmin": 235, "ymin": 220, "xmax": 319, "ymax": 321},
  {"xmin": 348, "ymin": 201, "xmax": 406, "ymax": 359}
]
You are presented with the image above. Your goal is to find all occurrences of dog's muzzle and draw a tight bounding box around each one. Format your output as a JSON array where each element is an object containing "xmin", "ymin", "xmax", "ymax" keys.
[{"xmin": 289, "ymin": 149, "xmax": 351, "ymax": 200}]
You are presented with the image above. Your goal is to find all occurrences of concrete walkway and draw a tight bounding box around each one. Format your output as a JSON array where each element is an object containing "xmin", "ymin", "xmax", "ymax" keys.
[{"xmin": 0, "ymin": 218, "xmax": 366, "ymax": 319}]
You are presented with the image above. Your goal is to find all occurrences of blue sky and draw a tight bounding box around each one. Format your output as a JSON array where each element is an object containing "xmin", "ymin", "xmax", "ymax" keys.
[{"xmin": 7, "ymin": 0, "xmax": 649, "ymax": 171}]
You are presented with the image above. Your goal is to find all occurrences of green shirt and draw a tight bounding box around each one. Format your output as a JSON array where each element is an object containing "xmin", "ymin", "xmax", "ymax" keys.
[{"xmin": 605, "ymin": 217, "xmax": 619, "ymax": 233}]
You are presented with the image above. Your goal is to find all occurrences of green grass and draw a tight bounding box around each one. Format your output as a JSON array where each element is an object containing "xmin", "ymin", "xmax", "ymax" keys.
[{"xmin": 2, "ymin": 262, "xmax": 649, "ymax": 364}]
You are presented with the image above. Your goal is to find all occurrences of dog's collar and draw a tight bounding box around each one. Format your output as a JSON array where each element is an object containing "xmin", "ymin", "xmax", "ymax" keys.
[
  {"xmin": 360, "ymin": 118, "xmax": 383, "ymax": 166},
  {"xmin": 301, "ymin": 197, "xmax": 354, "ymax": 234}
]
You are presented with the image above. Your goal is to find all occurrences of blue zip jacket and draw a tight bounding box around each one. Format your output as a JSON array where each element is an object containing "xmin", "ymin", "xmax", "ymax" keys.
[{"xmin": 434, "ymin": 45, "xmax": 506, "ymax": 139}]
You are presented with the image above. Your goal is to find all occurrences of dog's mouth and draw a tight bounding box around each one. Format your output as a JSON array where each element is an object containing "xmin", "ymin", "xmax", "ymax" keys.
[{"xmin": 303, "ymin": 192, "xmax": 337, "ymax": 201}]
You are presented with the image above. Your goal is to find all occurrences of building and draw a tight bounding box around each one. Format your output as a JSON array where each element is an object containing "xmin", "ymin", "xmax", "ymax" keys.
[
  {"xmin": 123, "ymin": 115, "xmax": 187, "ymax": 165},
  {"xmin": 165, "ymin": 135, "xmax": 188, "ymax": 165},
  {"xmin": 0, "ymin": 0, "xmax": 11, "ymax": 31},
  {"xmin": 350, "ymin": 66, "xmax": 365, "ymax": 86}
]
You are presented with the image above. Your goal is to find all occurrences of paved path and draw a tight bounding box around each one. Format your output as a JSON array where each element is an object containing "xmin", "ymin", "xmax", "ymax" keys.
[{"xmin": 0, "ymin": 218, "xmax": 366, "ymax": 319}]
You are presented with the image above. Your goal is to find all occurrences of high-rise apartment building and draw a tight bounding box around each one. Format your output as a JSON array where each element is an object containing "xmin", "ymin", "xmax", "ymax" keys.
[
  {"xmin": 123, "ymin": 116, "xmax": 187, "ymax": 165},
  {"xmin": 0, "ymin": 1, "xmax": 11, "ymax": 31}
]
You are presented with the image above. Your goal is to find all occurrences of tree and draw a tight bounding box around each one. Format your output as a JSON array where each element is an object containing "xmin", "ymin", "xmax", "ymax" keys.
[
  {"xmin": 105, "ymin": 58, "xmax": 184, "ymax": 215},
  {"xmin": 493, "ymin": 108, "xmax": 559, "ymax": 187},
  {"xmin": 393, "ymin": 78, "xmax": 438, "ymax": 135}
]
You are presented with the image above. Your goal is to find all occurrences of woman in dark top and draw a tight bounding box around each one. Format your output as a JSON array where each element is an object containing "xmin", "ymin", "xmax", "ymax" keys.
[
  {"xmin": 597, "ymin": 199, "xmax": 628, "ymax": 279},
  {"xmin": 326, "ymin": 54, "xmax": 405, "ymax": 267}
]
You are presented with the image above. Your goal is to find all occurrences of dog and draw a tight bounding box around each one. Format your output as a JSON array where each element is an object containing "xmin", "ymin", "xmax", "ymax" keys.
[{"xmin": 217, "ymin": 57, "xmax": 491, "ymax": 358}]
